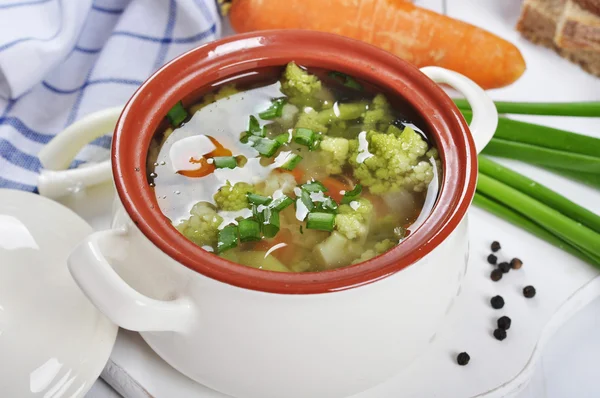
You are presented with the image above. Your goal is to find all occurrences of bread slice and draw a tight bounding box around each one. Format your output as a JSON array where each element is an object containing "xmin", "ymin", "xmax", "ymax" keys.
[
  {"xmin": 556, "ymin": 0, "xmax": 600, "ymax": 51},
  {"xmin": 573, "ymin": 0, "xmax": 600, "ymax": 15},
  {"xmin": 516, "ymin": 0, "xmax": 600, "ymax": 77}
]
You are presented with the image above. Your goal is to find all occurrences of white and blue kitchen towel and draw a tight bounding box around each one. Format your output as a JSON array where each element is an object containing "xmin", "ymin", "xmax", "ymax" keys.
[{"xmin": 0, "ymin": 0, "xmax": 222, "ymax": 191}]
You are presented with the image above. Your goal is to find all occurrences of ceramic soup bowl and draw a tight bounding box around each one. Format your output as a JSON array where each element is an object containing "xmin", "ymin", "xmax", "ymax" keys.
[{"xmin": 38, "ymin": 31, "xmax": 497, "ymax": 398}]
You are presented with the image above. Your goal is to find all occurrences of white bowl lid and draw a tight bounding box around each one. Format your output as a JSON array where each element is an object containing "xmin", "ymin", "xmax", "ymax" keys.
[{"xmin": 0, "ymin": 189, "xmax": 117, "ymax": 397}]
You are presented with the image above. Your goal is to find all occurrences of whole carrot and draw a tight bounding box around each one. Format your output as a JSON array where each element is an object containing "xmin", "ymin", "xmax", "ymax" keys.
[{"xmin": 229, "ymin": 0, "xmax": 526, "ymax": 89}]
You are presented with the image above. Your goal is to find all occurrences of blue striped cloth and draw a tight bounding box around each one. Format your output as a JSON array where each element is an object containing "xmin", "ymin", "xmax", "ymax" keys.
[{"xmin": 0, "ymin": 0, "xmax": 221, "ymax": 191}]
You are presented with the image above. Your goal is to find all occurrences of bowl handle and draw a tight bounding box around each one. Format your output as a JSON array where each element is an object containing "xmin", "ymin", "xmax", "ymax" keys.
[
  {"xmin": 68, "ymin": 228, "xmax": 194, "ymax": 332},
  {"xmin": 419, "ymin": 67, "xmax": 498, "ymax": 154},
  {"xmin": 37, "ymin": 107, "xmax": 123, "ymax": 199}
]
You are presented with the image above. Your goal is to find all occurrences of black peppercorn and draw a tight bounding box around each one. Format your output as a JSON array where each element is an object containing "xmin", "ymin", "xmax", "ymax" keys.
[
  {"xmin": 487, "ymin": 254, "xmax": 498, "ymax": 265},
  {"xmin": 511, "ymin": 258, "xmax": 523, "ymax": 270},
  {"xmin": 498, "ymin": 262, "xmax": 511, "ymax": 273},
  {"xmin": 523, "ymin": 285, "xmax": 536, "ymax": 298},
  {"xmin": 456, "ymin": 352, "xmax": 470, "ymax": 366},
  {"xmin": 491, "ymin": 295, "xmax": 505, "ymax": 309},
  {"xmin": 493, "ymin": 328, "xmax": 507, "ymax": 341},
  {"xmin": 490, "ymin": 269, "xmax": 503, "ymax": 282},
  {"xmin": 491, "ymin": 241, "xmax": 501, "ymax": 252},
  {"xmin": 497, "ymin": 316, "xmax": 511, "ymax": 330}
]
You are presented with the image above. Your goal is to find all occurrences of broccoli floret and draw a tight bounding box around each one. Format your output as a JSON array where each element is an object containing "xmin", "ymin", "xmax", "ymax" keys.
[
  {"xmin": 320, "ymin": 137, "xmax": 350, "ymax": 175},
  {"xmin": 213, "ymin": 182, "xmax": 255, "ymax": 211},
  {"xmin": 363, "ymin": 94, "xmax": 393, "ymax": 130},
  {"xmin": 280, "ymin": 62, "xmax": 322, "ymax": 101},
  {"xmin": 349, "ymin": 127, "xmax": 433, "ymax": 194},
  {"xmin": 176, "ymin": 202, "xmax": 223, "ymax": 248},
  {"xmin": 295, "ymin": 109, "xmax": 329, "ymax": 133},
  {"xmin": 334, "ymin": 198, "xmax": 374, "ymax": 240}
]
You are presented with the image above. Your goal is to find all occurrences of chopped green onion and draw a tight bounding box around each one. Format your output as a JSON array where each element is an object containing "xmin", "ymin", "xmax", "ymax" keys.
[
  {"xmin": 301, "ymin": 181, "xmax": 327, "ymax": 192},
  {"xmin": 270, "ymin": 195, "xmax": 294, "ymax": 211},
  {"xmin": 261, "ymin": 208, "xmax": 280, "ymax": 238},
  {"xmin": 217, "ymin": 225, "xmax": 238, "ymax": 253},
  {"xmin": 454, "ymin": 99, "xmax": 600, "ymax": 117},
  {"xmin": 213, "ymin": 156, "xmax": 237, "ymax": 169},
  {"xmin": 259, "ymin": 98, "xmax": 287, "ymax": 120},
  {"xmin": 238, "ymin": 219, "xmax": 261, "ymax": 243},
  {"xmin": 275, "ymin": 132, "xmax": 290, "ymax": 145},
  {"xmin": 167, "ymin": 101, "xmax": 188, "ymax": 127},
  {"xmin": 300, "ymin": 190, "xmax": 315, "ymax": 211},
  {"xmin": 247, "ymin": 193, "xmax": 272, "ymax": 206},
  {"xmin": 251, "ymin": 137, "xmax": 281, "ymax": 157},
  {"xmin": 239, "ymin": 132, "xmax": 250, "ymax": 144},
  {"xmin": 317, "ymin": 197, "xmax": 339, "ymax": 214},
  {"xmin": 280, "ymin": 153, "xmax": 302, "ymax": 171},
  {"xmin": 248, "ymin": 115, "xmax": 265, "ymax": 137},
  {"xmin": 329, "ymin": 71, "xmax": 363, "ymax": 90},
  {"xmin": 293, "ymin": 128, "xmax": 316, "ymax": 147},
  {"xmin": 306, "ymin": 212, "xmax": 335, "ymax": 232},
  {"xmin": 341, "ymin": 184, "xmax": 363, "ymax": 204}
]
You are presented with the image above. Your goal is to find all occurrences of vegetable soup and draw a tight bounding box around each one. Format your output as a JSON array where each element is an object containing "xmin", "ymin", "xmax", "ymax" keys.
[{"xmin": 147, "ymin": 62, "xmax": 441, "ymax": 272}]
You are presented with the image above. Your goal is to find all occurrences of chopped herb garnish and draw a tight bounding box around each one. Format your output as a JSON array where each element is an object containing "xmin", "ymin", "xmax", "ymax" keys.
[
  {"xmin": 238, "ymin": 219, "xmax": 261, "ymax": 242},
  {"xmin": 217, "ymin": 225, "xmax": 238, "ymax": 253},
  {"xmin": 270, "ymin": 195, "xmax": 294, "ymax": 211},
  {"xmin": 317, "ymin": 197, "xmax": 339, "ymax": 214},
  {"xmin": 167, "ymin": 101, "xmax": 188, "ymax": 127},
  {"xmin": 248, "ymin": 115, "xmax": 265, "ymax": 137},
  {"xmin": 213, "ymin": 156, "xmax": 237, "ymax": 169},
  {"xmin": 300, "ymin": 189, "xmax": 315, "ymax": 211},
  {"xmin": 275, "ymin": 132, "xmax": 290, "ymax": 145},
  {"xmin": 299, "ymin": 225, "xmax": 304, "ymax": 234},
  {"xmin": 259, "ymin": 98, "xmax": 287, "ymax": 120},
  {"xmin": 293, "ymin": 128, "xmax": 316, "ymax": 147},
  {"xmin": 329, "ymin": 71, "xmax": 363, "ymax": 90},
  {"xmin": 341, "ymin": 184, "xmax": 363, "ymax": 204},
  {"xmin": 261, "ymin": 208, "xmax": 280, "ymax": 238},
  {"xmin": 306, "ymin": 212, "xmax": 335, "ymax": 232},
  {"xmin": 280, "ymin": 153, "xmax": 302, "ymax": 171},
  {"xmin": 251, "ymin": 137, "xmax": 281, "ymax": 157},
  {"xmin": 247, "ymin": 193, "xmax": 272, "ymax": 206},
  {"xmin": 301, "ymin": 181, "xmax": 327, "ymax": 193}
]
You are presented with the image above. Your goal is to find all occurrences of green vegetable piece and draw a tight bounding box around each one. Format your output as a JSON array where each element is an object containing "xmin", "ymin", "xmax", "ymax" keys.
[
  {"xmin": 247, "ymin": 193, "xmax": 272, "ymax": 206},
  {"xmin": 252, "ymin": 137, "xmax": 281, "ymax": 157},
  {"xmin": 301, "ymin": 181, "xmax": 327, "ymax": 192},
  {"xmin": 213, "ymin": 156, "xmax": 237, "ymax": 169},
  {"xmin": 329, "ymin": 71, "xmax": 363, "ymax": 90},
  {"xmin": 275, "ymin": 132, "xmax": 290, "ymax": 145},
  {"xmin": 300, "ymin": 190, "xmax": 315, "ymax": 212},
  {"xmin": 217, "ymin": 225, "xmax": 239, "ymax": 253},
  {"xmin": 259, "ymin": 98, "xmax": 287, "ymax": 120},
  {"xmin": 167, "ymin": 101, "xmax": 188, "ymax": 127},
  {"xmin": 306, "ymin": 212, "xmax": 336, "ymax": 232},
  {"xmin": 238, "ymin": 219, "xmax": 261, "ymax": 242},
  {"xmin": 261, "ymin": 208, "xmax": 280, "ymax": 238},
  {"xmin": 293, "ymin": 128, "xmax": 316, "ymax": 147},
  {"xmin": 248, "ymin": 115, "xmax": 265, "ymax": 137},
  {"xmin": 317, "ymin": 197, "xmax": 339, "ymax": 214},
  {"xmin": 341, "ymin": 184, "xmax": 363, "ymax": 204},
  {"xmin": 454, "ymin": 99, "xmax": 600, "ymax": 117},
  {"xmin": 280, "ymin": 153, "xmax": 302, "ymax": 171},
  {"xmin": 270, "ymin": 195, "xmax": 294, "ymax": 211}
]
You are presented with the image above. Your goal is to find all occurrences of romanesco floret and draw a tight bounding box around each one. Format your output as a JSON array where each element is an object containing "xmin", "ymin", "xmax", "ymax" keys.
[
  {"xmin": 363, "ymin": 94, "xmax": 393, "ymax": 130},
  {"xmin": 351, "ymin": 239, "xmax": 396, "ymax": 264},
  {"xmin": 295, "ymin": 109, "xmax": 329, "ymax": 133},
  {"xmin": 176, "ymin": 202, "xmax": 223, "ymax": 248},
  {"xmin": 334, "ymin": 198, "xmax": 374, "ymax": 240},
  {"xmin": 280, "ymin": 62, "xmax": 322, "ymax": 100},
  {"xmin": 213, "ymin": 182, "xmax": 255, "ymax": 211},
  {"xmin": 348, "ymin": 127, "xmax": 433, "ymax": 194},
  {"xmin": 320, "ymin": 137, "xmax": 350, "ymax": 175}
]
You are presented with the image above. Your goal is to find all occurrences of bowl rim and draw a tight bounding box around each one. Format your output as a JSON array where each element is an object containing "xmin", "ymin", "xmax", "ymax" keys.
[{"xmin": 112, "ymin": 30, "xmax": 477, "ymax": 295}]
